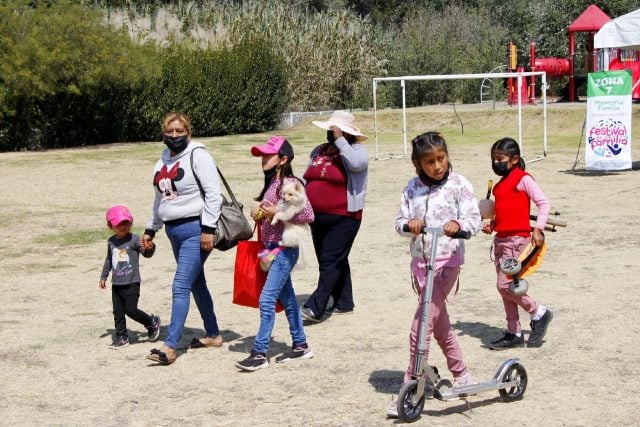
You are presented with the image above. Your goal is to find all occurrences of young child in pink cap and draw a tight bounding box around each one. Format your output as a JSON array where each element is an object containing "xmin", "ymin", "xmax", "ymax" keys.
[{"xmin": 99, "ymin": 205, "xmax": 161, "ymax": 349}]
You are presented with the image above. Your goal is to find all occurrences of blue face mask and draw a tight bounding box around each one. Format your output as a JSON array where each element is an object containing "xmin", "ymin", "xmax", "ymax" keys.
[{"xmin": 492, "ymin": 161, "xmax": 511, "ymax": 176}]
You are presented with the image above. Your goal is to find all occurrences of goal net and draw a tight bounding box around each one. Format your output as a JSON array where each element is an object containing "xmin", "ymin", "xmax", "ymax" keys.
[{"xmin": 372, "ymin": 71, "xmax": 548, "ymax": 161}]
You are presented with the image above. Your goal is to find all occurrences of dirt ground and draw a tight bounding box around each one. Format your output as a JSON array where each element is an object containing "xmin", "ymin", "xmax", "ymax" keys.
[{"xmin": 1, "ymin": 127, "xmax": 639, "ymax": 426}]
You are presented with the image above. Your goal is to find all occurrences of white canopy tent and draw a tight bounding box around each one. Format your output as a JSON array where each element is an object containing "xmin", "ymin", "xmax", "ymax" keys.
[{"xmin": 594, "ymin": 8, "xmax": 640, "ymax": 49}]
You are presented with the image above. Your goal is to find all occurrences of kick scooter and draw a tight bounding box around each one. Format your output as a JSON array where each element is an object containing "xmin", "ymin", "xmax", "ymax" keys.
[
  {"xmin": 396, "ymin": 225, "xmax": 528, "ymax": 422},
  {"xmin": 500, "ymin": 212, "xmax": 567, "ymax": 296}
]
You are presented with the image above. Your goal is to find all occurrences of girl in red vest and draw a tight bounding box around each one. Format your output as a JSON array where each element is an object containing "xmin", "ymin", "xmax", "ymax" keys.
[{"xmin": 482, "ymin": 137, "xmax": 553, "ymax": 349}]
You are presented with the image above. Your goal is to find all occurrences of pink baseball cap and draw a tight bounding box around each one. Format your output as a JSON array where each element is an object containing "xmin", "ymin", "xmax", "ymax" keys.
[
  {"xmin": 250, "ymin": 136, "xmax": 294, "ymax": 159},
  {"xmin": 106, "ymin": 205, "xmax": 133, "ymax": 226}
]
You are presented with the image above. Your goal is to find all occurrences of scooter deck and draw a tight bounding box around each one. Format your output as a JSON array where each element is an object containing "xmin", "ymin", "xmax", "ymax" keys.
[
  {"xmin": 517, "ymin": 241, "xmax": 546, "ymax": 279},
  {"xmin": 437, "ymin": 378, "xmax": 519, "ymax": 401}
]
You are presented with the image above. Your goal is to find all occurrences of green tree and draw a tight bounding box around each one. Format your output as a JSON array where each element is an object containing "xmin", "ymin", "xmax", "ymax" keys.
[
  {"xmin": 0, "ymin": 0, "xmax": 158, "ymax": 150},
  {"xmin": 386, "ymin": 4, "xmax": 508, "ymax": 106},
  {"xmin": 129, "ymin": 37, "xmax": 288, "ymax": 138}
]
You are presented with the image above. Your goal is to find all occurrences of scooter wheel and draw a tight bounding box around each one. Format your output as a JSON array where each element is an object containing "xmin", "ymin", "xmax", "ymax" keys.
[
  {"xmin": 498, "ymin": 363, "xmax": 528, "ymax": 402},
  {"xmin": 500, "ymin": 257, "xmax": 522, "ymax": 275},
  {"xmin": 509, "ymin": 279, "xmax": 529, "ymax": 296},
  {"xmin": 397, "ymin": 380, "xmax": 425, "ymax": 422}
]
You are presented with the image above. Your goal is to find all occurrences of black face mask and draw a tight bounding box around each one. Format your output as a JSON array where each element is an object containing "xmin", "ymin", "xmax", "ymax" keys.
[
  {"xmin": 263, "ymin": 165, "xmax": 278, "ymax": 179},
  {"xmin": 326, "ymin": 130, "xmax": 336, "ymax": 144},
  {"xmin": 163, "ymin": 134, "xmax": 189, "ymax": 153},
  {"xmin": 262, "ymin": 164, "xmax": 278, "ymax": 187},
  {"xmin": 418, "ymin": 170, "xmax": 449, "ymax": 186},
  {"xmin": 492, "ymin": 161, "xmax": 511, "ymax": 177}
]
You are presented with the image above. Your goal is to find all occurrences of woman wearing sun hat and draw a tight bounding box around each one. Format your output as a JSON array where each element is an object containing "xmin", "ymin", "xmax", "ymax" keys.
[{"xmin": 301, "ymin": 110, "xmax": 369, "ymax": 322}]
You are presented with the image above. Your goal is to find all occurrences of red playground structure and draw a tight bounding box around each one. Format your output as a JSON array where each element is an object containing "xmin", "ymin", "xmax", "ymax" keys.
[{"xmin": 507, "ymin": 4, "xmax": 640, "ymax": 104}]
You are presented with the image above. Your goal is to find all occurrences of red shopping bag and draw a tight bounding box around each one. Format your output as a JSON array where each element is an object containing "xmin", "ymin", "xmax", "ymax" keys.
[{"xmin": 233, "ymin": 238, "xmax": 284, "ymax": 312}]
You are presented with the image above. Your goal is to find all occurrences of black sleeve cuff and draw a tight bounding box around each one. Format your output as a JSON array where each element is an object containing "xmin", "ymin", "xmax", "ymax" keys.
[
  {"xmin": 144, "ymin": 228, "xmax": 156, "ymax": 238},
  {"xmin": 201, "ymin": 226, "xmax": 216, "ymax": 235}
]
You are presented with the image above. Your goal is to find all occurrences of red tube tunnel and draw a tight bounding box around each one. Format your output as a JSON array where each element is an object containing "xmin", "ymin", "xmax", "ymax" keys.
[{"xmin": 534, "ymin": 58, "xmax": 571, "ymax": 78}]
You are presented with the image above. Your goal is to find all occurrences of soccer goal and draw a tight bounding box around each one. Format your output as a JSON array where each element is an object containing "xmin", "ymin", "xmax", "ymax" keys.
[{"xmin": 372, "ymin": 71, "xmax": 548, "ymax": 161}]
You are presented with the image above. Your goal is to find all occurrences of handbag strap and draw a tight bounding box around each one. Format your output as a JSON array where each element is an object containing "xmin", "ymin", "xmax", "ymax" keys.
[
  {"xmin": 255, "ymin": 221, "xmax": 262, "ymax": 241},
  {"xmin": 190, "ymin": 147, "xmax": 242, "ymax": 207}
]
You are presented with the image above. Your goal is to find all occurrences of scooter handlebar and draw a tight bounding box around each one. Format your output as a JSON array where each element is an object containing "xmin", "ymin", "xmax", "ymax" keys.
[{"xmin": 402, "ymin": 224, "xmax": 471, "ymax": 240}]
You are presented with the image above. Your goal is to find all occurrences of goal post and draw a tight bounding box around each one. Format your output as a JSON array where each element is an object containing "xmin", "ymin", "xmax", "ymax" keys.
[{"xmin": 372, "ymin": 71, "xmax": 548, "ymax": 161}]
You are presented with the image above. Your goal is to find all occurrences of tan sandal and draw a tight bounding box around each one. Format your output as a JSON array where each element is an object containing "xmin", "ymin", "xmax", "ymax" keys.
[
  {"xmin": 146, "ymin": 347, "xmax": 176, "ymax": 365},
  {"xmin": 189, "ymin": 335, "xmax": 223, "ymax": 349}
]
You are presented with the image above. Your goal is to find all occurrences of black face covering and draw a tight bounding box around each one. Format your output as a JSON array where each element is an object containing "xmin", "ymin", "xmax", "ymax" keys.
[
  {"xmin": 492, "ymin": 161, "xmax": 511, "ymax": 177},
  {"xmin": 343, "ymin": 133, "xmax": 357, "ymax": 145},
  {"xmin": 163, "ymin": 134, "xmax": 189, "ymax": 153},
  {"xmin": 326, "ymin": 130, "xmax": 336, "ymax": 144},
  {"xmin": 418, "ymin": 170, "xmax": 449, "ymax": 186},
  {"xmin": 262, "ymin": 165, "xmax": 278, "ymax": 191}
]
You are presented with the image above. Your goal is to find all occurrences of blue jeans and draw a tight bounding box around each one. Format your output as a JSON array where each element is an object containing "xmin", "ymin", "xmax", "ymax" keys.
[
  {"xmin": 164, "ymin": 219, "xmax": 220, "ymax": 349},
  {"xmin": 253, "ymin": 246, "xmax": 307, "ymax": 354}
]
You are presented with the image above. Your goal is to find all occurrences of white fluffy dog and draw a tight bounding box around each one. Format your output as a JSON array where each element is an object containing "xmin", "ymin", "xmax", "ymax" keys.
[{"xmin": 271, "ymin": 180, "xmax": 310, "ymax": 247}]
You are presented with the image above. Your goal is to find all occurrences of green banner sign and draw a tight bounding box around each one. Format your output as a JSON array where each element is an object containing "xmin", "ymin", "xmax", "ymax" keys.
[
  {"xmin": 585, "ymin": 69, "xmax": 633, "ymax": 170},
  {"xmin": 587, "ymin": 70, "xmax": 632, "ymax": 97}
]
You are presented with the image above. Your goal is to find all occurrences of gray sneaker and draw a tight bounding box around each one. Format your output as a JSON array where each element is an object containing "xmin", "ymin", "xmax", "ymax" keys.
[
  {"xmin": 489, "ymin": 331, "xmax": 525, "ymax": 350},
  {"xmin": 275, "ymin": 344, "xmax": 314, "ymax": 363},
  {"xmin": 236, "ymin": 350, "xmax": 269, "ymax": 371},
  {"xmin": 300, "ymin": 307, "xmax": 322, "ymax": 323},
  {"xmin": 109, "ymin": 336, "xmax": 129, "ymax": 349},
  {"xmin": 147, "ymin": 315, "xmax": 161, "ymax": 341},
  {"xmin": 528, "ymin": 309, "xmax": 553, "ymax": 346}
]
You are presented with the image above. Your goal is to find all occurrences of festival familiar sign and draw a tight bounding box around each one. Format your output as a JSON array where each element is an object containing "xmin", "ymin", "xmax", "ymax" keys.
[{"xmin": 585, "ymin": 70, "xmax": 632, "ymax": 170}]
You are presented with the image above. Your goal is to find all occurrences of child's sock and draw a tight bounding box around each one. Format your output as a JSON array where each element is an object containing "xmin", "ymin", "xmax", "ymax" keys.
[{"xmin": 531, "ymin": 304, "xmax": 547, "ymax": 321}]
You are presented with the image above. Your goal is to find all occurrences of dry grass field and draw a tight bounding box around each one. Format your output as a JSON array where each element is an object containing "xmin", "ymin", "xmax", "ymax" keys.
[{"xmin": 1, "ymin": 103, "xmax": 639, "ymax": 426}]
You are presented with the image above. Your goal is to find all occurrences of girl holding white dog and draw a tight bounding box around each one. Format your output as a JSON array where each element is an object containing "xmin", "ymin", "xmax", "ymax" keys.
[{"xmin": 235, "ymin": 136, "xmax": 315, "ymax": 371}]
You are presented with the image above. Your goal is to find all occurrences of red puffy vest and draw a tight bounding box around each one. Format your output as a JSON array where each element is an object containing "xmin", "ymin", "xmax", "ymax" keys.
[{"xmin": 493, "ymin": 167, "xmax": 531, "ymax": 237}]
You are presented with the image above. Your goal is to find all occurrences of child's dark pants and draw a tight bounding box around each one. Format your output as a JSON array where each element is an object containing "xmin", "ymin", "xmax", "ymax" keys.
[{"xmin": 111, "ymin": 282, "xmax": 152, "ymax": 338}]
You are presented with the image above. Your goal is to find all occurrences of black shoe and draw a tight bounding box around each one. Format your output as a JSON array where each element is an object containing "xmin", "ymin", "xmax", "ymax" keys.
[
  {"xmin": 528, "ymin": 309, "xmax": 553, "ymax": 346},
  {"xmin": 235, "ymin": 350, "xmax": 269, "ymax": 371},
  {"xmin": 301, "ymin": 307, "xmax": 322, "ymax": 323},
  {"xmin": 147, "ymin": 315, "xmax": 161, "ymax": 341},
  {"xmin": 489, "ymin": 331, "xmax": 525, "ymax": 350},
  {"xmin": 109, "ymin": 336, "xmax": 129, "ymax": 349},
  {"xmin": 275, "ymin": 343, "xmax": 314, "ymax": 363}
]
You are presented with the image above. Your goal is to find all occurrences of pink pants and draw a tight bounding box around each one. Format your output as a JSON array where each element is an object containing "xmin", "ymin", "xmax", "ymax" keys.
[
  {"xmin": 405, "ymin": 260, "xmax": 466, "ymax": 382},
  {"xmin": 494, "ymin": 236, "xmax": 538, "ymax": 334}
]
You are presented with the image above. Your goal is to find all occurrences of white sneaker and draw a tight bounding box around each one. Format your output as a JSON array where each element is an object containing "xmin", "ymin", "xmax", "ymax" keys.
[
  {"xmin": 453, "ymin": 371, "xmax": 477, "ymax": 399},
  {"xmin": 453, "ymin": 371, "xmax": 475, "ymax": 388},
  {"xmin": 386, "ymin": 398, "xmax": 398, "ymax": 418}
]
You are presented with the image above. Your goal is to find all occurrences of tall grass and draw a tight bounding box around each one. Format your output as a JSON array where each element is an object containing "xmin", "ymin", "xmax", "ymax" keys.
[{"xmin": 102, "ymin": 0, "xmax": 387, "ymax": 111}]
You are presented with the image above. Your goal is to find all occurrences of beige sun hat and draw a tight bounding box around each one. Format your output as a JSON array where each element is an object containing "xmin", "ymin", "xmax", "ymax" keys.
[{"xmin": 312, "ymin": 110, "xmax": 367, "ymax": 141}]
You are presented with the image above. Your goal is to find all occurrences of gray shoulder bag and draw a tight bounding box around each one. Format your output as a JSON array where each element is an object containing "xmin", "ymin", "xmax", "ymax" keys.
[{"xmin": 191, "ymin": 148, "xmax": 253, "ymax": 251}]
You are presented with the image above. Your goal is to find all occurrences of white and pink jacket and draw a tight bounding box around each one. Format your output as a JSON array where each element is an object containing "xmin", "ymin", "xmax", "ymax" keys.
[{"xmin": 395, "ymin": 172, "xmax": 482, "ymax": 269}]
